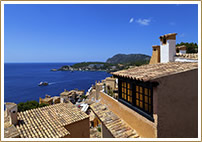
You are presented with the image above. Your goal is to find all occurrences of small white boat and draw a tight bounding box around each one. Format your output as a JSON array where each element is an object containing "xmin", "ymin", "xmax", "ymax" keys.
[{"xmin": 38, "ymin": 82, "xmax": 48, "ymax": 86}]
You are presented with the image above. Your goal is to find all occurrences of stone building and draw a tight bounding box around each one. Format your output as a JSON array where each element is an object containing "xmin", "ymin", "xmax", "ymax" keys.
[
  {"xmin": 4, "ymin": 103, "xmax": 20, "ymax": 138},
  {"xmin": 102, "ymin": 77, "xmax": 118, "ymax": 99},
  {"xmin": 91, "ymin": 33, "xmax": 198, "ymax": 138},
  {"xmin": 39, "ymin": 95, "xmax": 60, "ymax": 105},
  {"xmin": 39, "ymin": 95, "xmax": 53, "ymax": 105},
  {"xmin": 60, "ymin": 89, "xmax": 84, "ymax": 104},
  {"xmin": 111, "ymin": 62, "xmax": 198, "ymax": 138},
  {"xmin": 4, "ymin": 102, "xmax": 90, "ymax": 138}
]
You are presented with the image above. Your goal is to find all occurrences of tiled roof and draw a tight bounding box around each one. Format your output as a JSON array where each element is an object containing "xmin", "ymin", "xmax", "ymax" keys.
[
  {"xmin": 60, "ymin": 90, "xmax": 84, "ymax": 97},
  {"xmin": 112, "ymin": 62, "xmax": 198, "ymax": 82},
  {"xmin": 176, "ymin": 45, "xmax": 187, "ymax": 50},
  {"xmin": 90, "ymin": 103, "xmax": 139, "ymax": 138},
  {"xmin": 175, "ymin": 53, "xmax": 198, "ymax": 60},
  {"xmin": 16, "ymin": 102, "xmax": 89, "ymax": 138},
  {"xmin": 159, "ymin": 33, "xmax": 177, "ymax": 39},
  {"xmin": 41, "ymin": 97, "xmax": 53, "ymax": 102}
]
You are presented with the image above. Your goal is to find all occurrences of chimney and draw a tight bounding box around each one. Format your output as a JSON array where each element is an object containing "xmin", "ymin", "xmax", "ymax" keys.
[
  {"xmin": 159, "ymin": 33, "xmax": 177, "ymax": 63},
  {"xmin": 5, "ymin": 102, "xmax": 18, "ymax": 125},
  {"xmin": 95, "ymin": 82, "xmax": 103, "ymax": 100},
  {"xmin": 39, "ymin": 97, "xmax": 42, "ymax": 104},
  {"xmin": 149, "ymin": 45, "xmax": 160, "ymax": 64}
]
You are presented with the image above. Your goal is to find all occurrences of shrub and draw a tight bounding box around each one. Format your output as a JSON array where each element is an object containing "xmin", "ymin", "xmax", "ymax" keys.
[
  {"xmin": 17, "ymin": 101, "xmax": 48, "ymax": 112},
  {"xmin": 97, "ymin": 127, "xmax": 101, "ymax": 132}
]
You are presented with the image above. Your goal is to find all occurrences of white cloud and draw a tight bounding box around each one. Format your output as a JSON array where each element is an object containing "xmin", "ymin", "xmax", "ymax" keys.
[
  {"xmin": 135, "ymin": 18, "xmax": 151, "ymax": 26},
  {"xmin": 129, "ymin": 18, "xmax": 134, "ymax": 23}
]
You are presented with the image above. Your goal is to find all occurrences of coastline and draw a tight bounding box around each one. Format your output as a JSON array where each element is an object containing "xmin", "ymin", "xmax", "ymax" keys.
[{"xmin": 4, "ymin": 63, "xmax": 111, "ymax": 104}]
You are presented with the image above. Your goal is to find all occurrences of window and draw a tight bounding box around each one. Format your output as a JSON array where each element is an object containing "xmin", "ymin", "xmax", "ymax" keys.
[
  {"xmin": 121, "ymin": 82, "xmax": 132, "ymax": 103},
  {"xmin": 119, "ymin": 79, "xmax": 153, "ymax": 119},
  {"xmin": 135, "ymin": 85, "xmax": 152, "ymax": 114}
]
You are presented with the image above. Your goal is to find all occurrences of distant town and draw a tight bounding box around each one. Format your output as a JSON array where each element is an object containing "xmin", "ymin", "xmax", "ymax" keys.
[
  {"xmin": 4, "ymin": 33, "xmax": 198, "ymax": 138},
  {"xmin": 51, "ymin": 54, "xmax": 151, "ymax": 73}
]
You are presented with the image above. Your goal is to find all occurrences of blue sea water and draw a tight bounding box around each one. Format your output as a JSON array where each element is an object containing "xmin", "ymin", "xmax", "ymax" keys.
[{"xmin": 4, "ymin": 63, "xmax": 111, "ymax": 104}]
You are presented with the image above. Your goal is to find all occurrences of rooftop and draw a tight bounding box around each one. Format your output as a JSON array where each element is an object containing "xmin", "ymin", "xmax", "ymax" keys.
[
  {"xmin": 152, "ymin": 45, "xmax": 160, "ymax": 49},
  {"xmin": 60, "ymin": 90, "xmax": 84, "ymax": 97},
  {"xmin": 175, "ymin": 53, "xmax": 198, "ymax": 60},
  {"xmin": 41, "ymin": 97, "xmax": 53, "ymax": 102},
  {"xmin": 16, "ymin": 102, "xmax": 89, "ymax": 138},
  {"xmin": 4, "ymin": 111, "xmax": 20, "ymax": 138},
  {"xmin": 5, "ymin": 102, "xmax": 17, "ymax": 110},
  {"xmin": 90, "ymin": 102, "xmax": 139, "ymax": 138},
  {"xmin": 176, "ymin": 45, "xmax": 187, "ymax": 50},
  {"xmin": 105, "ymin": 77, "xmax": 116, "ymax": 81},
  {"xmin": 52, "ymin": 96, "xmax": 60, "ymax": 99},
  {"xmin": 112, "ymin": 62, "xmax": 198, "ymax": 82},
  {"xmin": 159, "ymin": 33, "xmax": 177, "ymax": 39}
]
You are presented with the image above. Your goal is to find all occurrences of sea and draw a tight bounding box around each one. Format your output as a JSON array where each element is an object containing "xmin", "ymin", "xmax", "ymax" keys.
[{"xmin": 4, "ymin": 63, "xmax": 111, "ymax": 104}]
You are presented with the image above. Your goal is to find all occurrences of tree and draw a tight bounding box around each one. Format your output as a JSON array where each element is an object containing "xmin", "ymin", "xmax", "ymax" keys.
[
  {"xmin": 39, "ymin": 103, "xmax": 49, "ymax": 108},
  {"xmin": 17, "ymin": 100, "xmax": 49, "ymax": 112},
  {"xmin": 176, "ymin": 42, "xmax": 198, "ymax": 53}
]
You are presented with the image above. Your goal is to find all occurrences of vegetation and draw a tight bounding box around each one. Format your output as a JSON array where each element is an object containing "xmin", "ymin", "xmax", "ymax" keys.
[
  {"xmin": 97, "ymin": 126, "xmax": 101, "ymax": 132},
  {"xmin": 71, "ymin": 54, "xmax": 150, "ymax": 71},
  {"xmin": 80, "ymin": 94, "xmax": 87, "ymax": 99},
  {"xmin": 176, "ymin": 42, "xmax": 198, "ymax": 53},
  {"xmin": 17, "ymin": 100, "xmax": 49, "ymax": 112},
  {"xmin": 106, "ymin": 54, "xmax": 151, "ymax": 64},
  {"xmin": 122, "ymin": 60, "xmax": 150, "ymax": 67},
  {"xmin": 72, "ymin": 62, "xmax": 107, "ymax": 68},
  {"xmin": 54, "ymin": 53, "xmax": 151, "ymax": 72},
  {"xmin": 108, "ymin": 89, "xmax": 114, "ymax": 97}
]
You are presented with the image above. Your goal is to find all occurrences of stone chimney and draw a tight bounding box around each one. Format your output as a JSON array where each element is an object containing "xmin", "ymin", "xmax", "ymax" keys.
[
  {"xmin": 149, "ymin": 45, "xmax": 160, "ymax": 64},
  {"xmin": 95, "ymin": 82, "xmax": 103, "ymax": 100},
  {"xmin": 159, "ymin": 33, "xmax": 177, "ymax": 63},
  {"xmin": 5, "ymin": 102, "xmax": 18, "ymax": 125}
]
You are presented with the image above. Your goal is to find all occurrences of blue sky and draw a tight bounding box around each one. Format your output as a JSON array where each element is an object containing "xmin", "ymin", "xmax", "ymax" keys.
[{"xmin": 4, "ymin": 4, "xmax": 198, "ymax": 63}]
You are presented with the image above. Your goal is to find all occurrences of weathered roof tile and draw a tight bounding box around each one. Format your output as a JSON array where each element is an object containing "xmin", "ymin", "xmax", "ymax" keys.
[
  {"xmin": 112, "ymin": 62, "xmax": 198, "ymax": 82},
  {"xmin": 91, "ymin": 102, "xmax": 139, "ymax": 138},
  {"xmin": 16, "ymin": 102, "xmax": 89, "ymax": 138}
]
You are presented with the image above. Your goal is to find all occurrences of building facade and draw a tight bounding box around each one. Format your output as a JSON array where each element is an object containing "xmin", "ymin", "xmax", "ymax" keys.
[{"xmin": 92, "ymin": 33, "xmax": 198, "ymax": 138}]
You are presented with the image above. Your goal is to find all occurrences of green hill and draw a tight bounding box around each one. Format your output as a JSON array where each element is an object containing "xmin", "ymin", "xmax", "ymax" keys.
[{"xmin": 106, "ymin": 53, "xmax": 151, "ymax": 64}]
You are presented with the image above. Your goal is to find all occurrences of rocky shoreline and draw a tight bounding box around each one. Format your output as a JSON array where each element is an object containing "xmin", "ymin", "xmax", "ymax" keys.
[{"xmin": 50, "ymin": 65, "xmax": 115, "ymax": 73}]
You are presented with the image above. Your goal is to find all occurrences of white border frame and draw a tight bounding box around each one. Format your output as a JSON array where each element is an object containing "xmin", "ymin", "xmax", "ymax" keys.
[{"xmin": 1, "ymin": 1, "xmax": 201, "ymax": 141}]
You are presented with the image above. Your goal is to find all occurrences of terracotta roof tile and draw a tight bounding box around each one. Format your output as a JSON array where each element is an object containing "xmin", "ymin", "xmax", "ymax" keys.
[
  {"xmin": 60, "ymin": 90, "xmax": 84, "ymax": 97},
  {"xmin": 112, "ymin": 62, "xmax": 198, "ymax": 82},
  {"xmin": 16, "ymin": 102, "xmax": 89, "ymax": 138},
  {"xmin": 91, "ymin": 103, "xmax": 139, "ymax": 138},
  {"xmin": 176, "ymin": 45, "xmax": 187, "ymax": 50}
]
